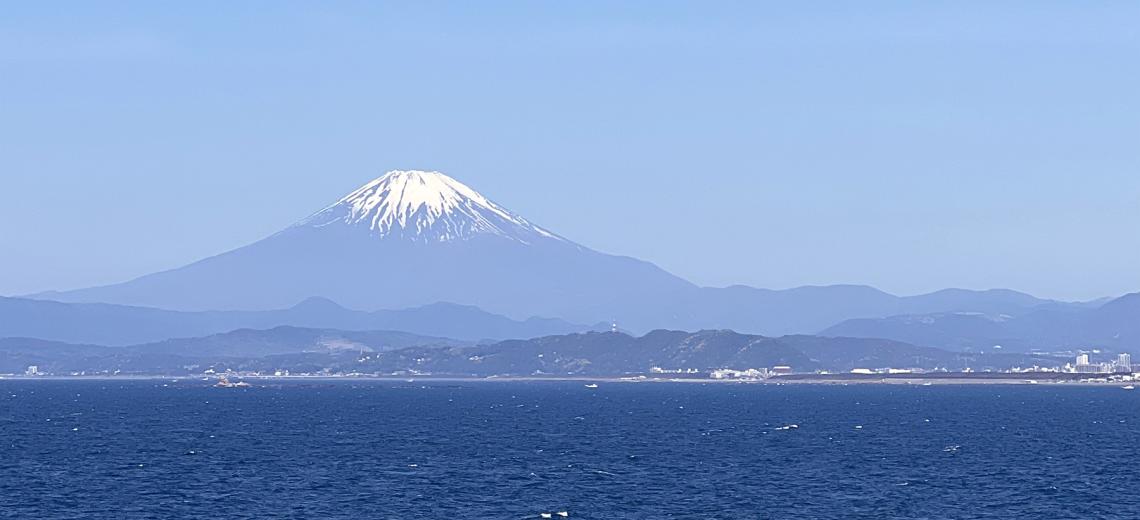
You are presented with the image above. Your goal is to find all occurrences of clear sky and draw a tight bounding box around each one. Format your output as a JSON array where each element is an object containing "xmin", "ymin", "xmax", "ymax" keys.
[{"xmin": 2, "ymin": 2, "xmax": 1138, "ymax": 301}]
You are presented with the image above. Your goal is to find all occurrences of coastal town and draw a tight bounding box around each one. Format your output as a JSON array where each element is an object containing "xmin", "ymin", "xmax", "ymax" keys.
[
  {"xmin": 707, "ymin": 352, "xmax": 1139, "ymax": 385},
  {"xmin": 9, "ymin": 352, "xmax": 1139, "ymax": 387}
]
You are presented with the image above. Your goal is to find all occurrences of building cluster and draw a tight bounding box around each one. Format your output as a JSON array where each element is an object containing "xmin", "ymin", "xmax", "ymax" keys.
[
  {"xmin": 1067, "ymin": 352, "xmax": 1135, "ymax": 374},
  {"xmin": 710, "ymin": 368, "xmax": 767, "ymax": 379},
  {"xmin": 650, "ymin": 367, "xmax": 702, "ymax": 375},
  {"xmin": 709, "ymin": 366, "xmax": 793, "ymax": 380},
  {"xmin": 704, "ymin": 353, "xmax": 1140, "ymax": 381},
  {"xmin": 849, "ymin": 368, "xmax": 916, "ymax": 375}
]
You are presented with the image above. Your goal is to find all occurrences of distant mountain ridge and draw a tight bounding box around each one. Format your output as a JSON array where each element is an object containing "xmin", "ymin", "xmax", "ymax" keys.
[
  {"xmin": 675, "ymin": 285, "xmax": 1079, "ymax": 336},
  {"xmin": 822, "ymin": 292, "xmax": 1139, "ymax": 352},
  {"xmin": 0, "ymin": 326, "xmax": 461, "ymax": 375},
  {"xmin": 0, "ymin": 296, "xmax": 593, "ymax": 346},
  {"xmin": 366, "ymin": 330, "xmax": 1061, "ymax": 376},
  {"xmin": 29, "ymin": 169, "xmax": 1099, "ymax": 334},
  {"xmin": 135, "ymin": 326, "xmax": 468, "ymax": 357},
  {"xmin": 0, "ymin": 328, "xmax": 1061, "ymax": 377}
]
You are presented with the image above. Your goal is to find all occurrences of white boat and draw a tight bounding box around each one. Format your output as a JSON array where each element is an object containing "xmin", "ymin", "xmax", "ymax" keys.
[
  {"xmin": 1123, "ymin": 385, "xmax": 1135, "ymax": 390},
  {"xmin": 584, "ymin": 383, "xmax": 599, "ymax": 388},
  {"xmin": 215, "ymin": 377, "xmax": 252, "ymax": 388}
]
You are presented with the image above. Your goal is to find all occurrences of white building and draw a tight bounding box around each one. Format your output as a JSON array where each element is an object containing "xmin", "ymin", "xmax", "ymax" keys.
[
  {"xmin": 710, "ymin": 368, "xmax": 766, "ymax": 380},
  {"xmin": 1076, "ymin": 353, "xmax": 1090, "ymax": 366},
  {"xmin": 24, "ymin": 365, "xmax": 39, "ymax": 376},
  {"xmin": 1116, "ymin": 353, "xmax": 1133, "ymax": 373}
]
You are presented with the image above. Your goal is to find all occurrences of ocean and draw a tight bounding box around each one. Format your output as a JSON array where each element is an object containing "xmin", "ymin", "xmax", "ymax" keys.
[{"xmin": 1, "ymin": 380, "xmax": 1137, "ymax": 519}]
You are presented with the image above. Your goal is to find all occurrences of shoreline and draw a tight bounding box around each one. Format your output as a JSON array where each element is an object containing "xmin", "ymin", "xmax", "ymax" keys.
[{"xmin": 1, "ymin": 374, "xmax": 1136, "ymax": 387}]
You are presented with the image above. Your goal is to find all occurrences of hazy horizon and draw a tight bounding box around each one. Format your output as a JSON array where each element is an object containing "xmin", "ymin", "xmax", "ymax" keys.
[{"xmin": 3, "ymin": 2, "xmax": 1138, "ymax": 301}]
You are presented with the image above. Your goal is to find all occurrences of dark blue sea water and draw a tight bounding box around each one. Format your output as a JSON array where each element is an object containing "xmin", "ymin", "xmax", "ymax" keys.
[{"xmin": 1, "ymin": 380, "xmax": 1138, "ymax": 519}]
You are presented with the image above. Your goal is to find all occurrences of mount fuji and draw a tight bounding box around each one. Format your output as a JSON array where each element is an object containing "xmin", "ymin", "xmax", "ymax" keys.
[
  {"xmin": 300, "ymin": 170, "xmax": 566, "ymax": 244},
  {"xmin": 39, "ymin": 170, "xmax": 1069, "ymax": 334},
  {"xmin": 42, "ymin": 170, "xmax": 698, "ymax": 328}
]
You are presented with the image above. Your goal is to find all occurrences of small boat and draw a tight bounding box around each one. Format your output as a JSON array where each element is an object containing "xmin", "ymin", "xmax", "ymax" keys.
[
  {"xmin": 215, "ymin": 377, "xmax": 252, "ymax": 388},
  {"xmin": 1123, "ymin": 385, "xmax": 1135, "ymax": 390},
  {"xmin": 584, "ymin": 383, "xmax": 599, "ymax": 389}
]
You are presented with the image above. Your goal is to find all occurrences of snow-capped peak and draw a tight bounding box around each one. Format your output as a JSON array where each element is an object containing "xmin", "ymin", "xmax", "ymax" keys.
[{"xmin": 298, "ymin": 170, "xmax": 563, "ymax": 244}]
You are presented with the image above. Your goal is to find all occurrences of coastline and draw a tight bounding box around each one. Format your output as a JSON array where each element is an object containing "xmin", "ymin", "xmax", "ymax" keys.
[{"xmin": 1, "ymin": 373, "xmax": 1136, "ymax": 387}]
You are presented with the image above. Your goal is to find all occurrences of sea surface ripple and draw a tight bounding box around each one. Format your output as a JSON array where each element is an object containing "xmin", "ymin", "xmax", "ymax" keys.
[{"xmin": 1, "ymin": 380, "xmax": 1138, "ymax": 519}]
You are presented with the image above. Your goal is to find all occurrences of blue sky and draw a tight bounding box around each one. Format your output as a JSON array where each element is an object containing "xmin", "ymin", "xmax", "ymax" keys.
[{"xmin": 1, "ymin": 2, "xmax": 1138, "ymax": 300}]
